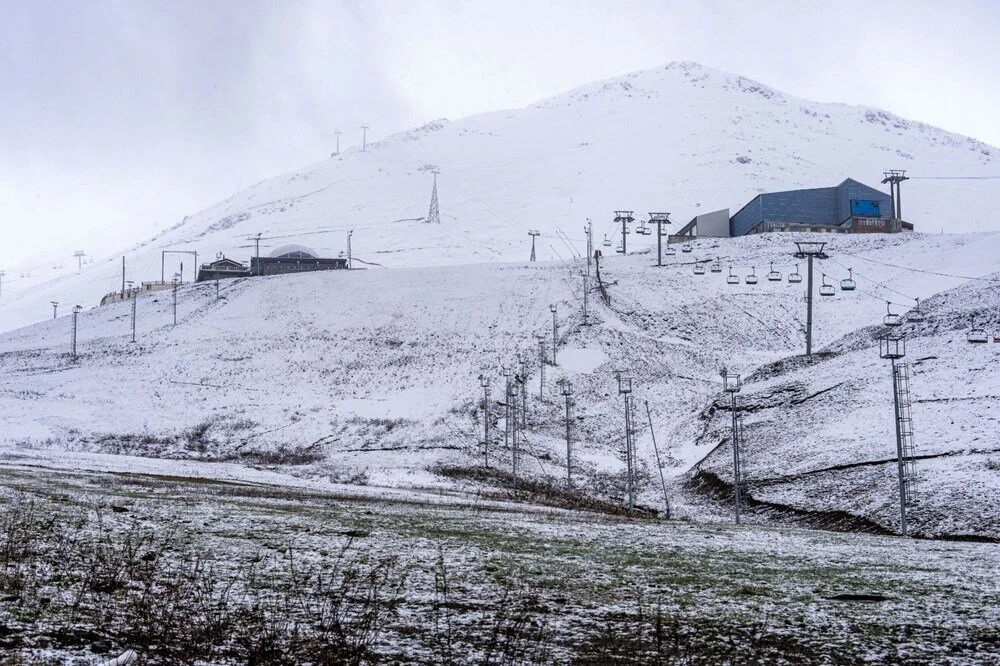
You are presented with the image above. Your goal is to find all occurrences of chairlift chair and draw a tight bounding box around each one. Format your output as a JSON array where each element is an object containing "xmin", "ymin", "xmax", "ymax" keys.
[
  {"xmin": 884, "ymin": 302, "xmax": 903, "ymax": 327},
  {"xmin": 637, "ymin": 223, "xmax": 651, "ymax": 236},
  {"xmin": 616, "ymin": 243, "xmax": 625, "ymax": 254},
  {"xmin": 710, "ymin": 259, "xmax": 723, "ymax": 273},
  {"xmin": 766, "ymin": 262, "xmax": 782, "ymax": 282},
  {"xmin": 840, "ymin": 268, "xmax": 856, "ymax": 291},
  {"xmin": 681, "ymin": 243, "xmax": 693, "ymax": 253},
  {"xmin": 602, "ymin": 235, "xmax": 612, "ymax": 247},
  {"xmin": 693, "ymin": 262, "xmax": 706, "ymax": 275},
  {"xmin": 665, "ymin": 245, "xmax": 677, "ymax": 256},
  {"xmin": 745, "ymin": 266, "xmax": 758, "ymax": 285},
  {"xmin": 906, "ymin": 297, "xmax": 926, "ymax": 323},
  {"xmin": 788, "ymin": 263, "xmax": 803, "ymax": 284},
  {"xmin": 968, "ymin": 316, "xmax": 988, "ymax": 344},
  {"xmin": 726, "ymin": 266, "xmax": 739, "ymax": 285},
  {"xmin": 819, "ymin": 274, "xmax": 835, "ymax": 297}
]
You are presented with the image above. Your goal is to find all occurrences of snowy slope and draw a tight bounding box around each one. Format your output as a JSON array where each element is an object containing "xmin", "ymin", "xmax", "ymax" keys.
[
  {"xmin": 696, "ymin": 269, "xmax": 1000, "ymax": 539},
  {"xmin": 2, "ymin": 61, "xmax": 999, "ymax": 334},
  {"xmin": 2, "ymin": 230, "xmax": 998, "ymax": 537}
]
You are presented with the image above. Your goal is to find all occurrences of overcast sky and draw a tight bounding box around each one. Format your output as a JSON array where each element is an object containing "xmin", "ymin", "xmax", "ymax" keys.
[{"xmin": 2, "ymin": 0, "xmax": 998, "ymax": 268}]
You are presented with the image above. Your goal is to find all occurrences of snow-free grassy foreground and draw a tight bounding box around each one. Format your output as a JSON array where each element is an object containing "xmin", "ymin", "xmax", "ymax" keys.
[{"xmin": 2, "ymin": 466, "xmax": 998, "ymax": 664}]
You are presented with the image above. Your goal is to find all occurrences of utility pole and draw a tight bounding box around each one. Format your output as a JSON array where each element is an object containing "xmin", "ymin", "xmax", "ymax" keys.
[
  {"xmin": 617, "ymin": 372, "xmax": 635, "ymax": 510},
  {"xmin": 880, "ymin": 334, "xmax": 917, "ymax": 536},
  {"xmin": 71, "ymin": 305, "xmax": 82, "ymax": 359},
  {"xmin": 251, "ymin": 233, "xmax": 263, "ymax": 276},
  {"xmin": 584, "ymin": 219, "xmax": 593, "ymax": 275},
  {"xmin": 793, "ymin": 241, "xmax": 829, "ymax": 356},
  {"xmin": 645, "ymin": 400, "xmax": 670, "ymax": 519},
  {"xmin": 334, "ymin": 129, "xmax": 341, "ymax": 155},
  {"xmin": 614, "ymin": 211, "xmax": 634, "ymax": 255},
  {"xmin": 74, "ymin": 251, "xmax": 85, "ymax": 273},
  {"xmin": 172, "ymin": 273, "xmax": 179, "ymax": 326},
  {"xmin": 528, "ymin": 230, "xmax": 540, "ymax": 262},
  {"xmin": 479, "ymin": 375, "xmax": 491, "ymax": 468},
  {"xmin": 881, "ymin": 169, "xmax": 910, "ymax": 227},
  {"xmin": 215, "ymin": 277, "xmax": 221, "ymax": 299},
  {"xmin": 562, "ymin": 381, "xmax": 574, "ymax": 487},
  {"xmin": 649, "ymin": 212, "xmax": 671, "ymax": 267},
  {"xmin": 721, "ymin": 369, "xmax": 743, "ymax": 524},
  {"xmin": 120, "ymin": 256, "xmax": 126, "ymax": 294},
  {"xmin": 501, "ymin": 365, "xmax": 512, "ymax": 464},
  {"xmin": 549, "ymin": 304, "xmax": 558, "ymax": 365},
  {"xmin": 128, "ymin": 281, "xmax": 137, "ymax": 343},
  {"xmin": 582, "ymin": 270, "xmax": 589, "ymax": 326},
  {"xmin": 361, "ymin": 123, "xmax": 369, "ymax": 151},
  {"xmin": 518, "ymin": 354, "xmax": 527, "ymax": 431},
  {"xmin": 347, "ymin": 230, "xmax": 354, "ymax": 270},
  {"xmin": 536, "ymin": 335, "xmax": 546, "ymax": 397},
  {"xmin": 51, "ymin": 301, "xmax": 59, "ymax": 319},
  {"xmin": 509, "ymin": 380, "xmax": 520, "ymax": 477}
]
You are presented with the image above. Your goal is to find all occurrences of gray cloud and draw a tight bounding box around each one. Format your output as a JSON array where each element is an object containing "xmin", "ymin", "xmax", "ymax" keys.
[{"xmin": 2, "ymin": 0, "xmax": 998, "ymax": 267}]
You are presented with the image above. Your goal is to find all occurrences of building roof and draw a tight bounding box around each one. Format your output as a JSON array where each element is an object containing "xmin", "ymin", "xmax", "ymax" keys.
[{"xmin": 269, "ymin": 244, "xmax": 318, "ymax": 259}]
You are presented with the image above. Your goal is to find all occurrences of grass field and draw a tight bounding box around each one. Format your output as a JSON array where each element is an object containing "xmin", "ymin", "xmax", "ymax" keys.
[{"xmin": 1, "ymin": 465, "xmax": 998, "ymax": 664}]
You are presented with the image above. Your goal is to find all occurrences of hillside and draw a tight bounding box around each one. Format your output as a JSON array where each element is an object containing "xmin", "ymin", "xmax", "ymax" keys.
[
  {"xmin": 2, "ymin": 61, "xmax": 1000, "ymax": 334},
  {"xmin": 2, "ymin": 230, "xmax": 998, "ymax": 538},
  {"xmin": 696, "ymin": 267, "xmax": 1000, "ymax": 539}
]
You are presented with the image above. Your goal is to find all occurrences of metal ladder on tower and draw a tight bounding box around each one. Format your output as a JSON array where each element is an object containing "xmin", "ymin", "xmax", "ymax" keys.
[{"xmin": 894, "ymin": 362, "xmax": 919, "ymax": 506}]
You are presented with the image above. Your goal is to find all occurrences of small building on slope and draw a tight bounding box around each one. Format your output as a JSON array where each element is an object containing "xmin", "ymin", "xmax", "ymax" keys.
[{"xmin": 250, "ymin": 244, "xmax": 347, "ymax": 276}]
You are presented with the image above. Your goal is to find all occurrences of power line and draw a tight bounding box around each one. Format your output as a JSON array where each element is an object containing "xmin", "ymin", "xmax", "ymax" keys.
[
  {"xmin": 908, "ymin": 175, "xmax": 1000, "ymax": 180},
  {"xmin": 835, "ymin": 248, "xmax": 994, "ymax": 282}
]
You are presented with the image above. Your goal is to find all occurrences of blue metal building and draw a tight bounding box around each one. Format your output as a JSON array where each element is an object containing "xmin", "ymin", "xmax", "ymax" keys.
[{"xmin": 729, "ymin": 178, "xmax": 902, "ymax": 236}]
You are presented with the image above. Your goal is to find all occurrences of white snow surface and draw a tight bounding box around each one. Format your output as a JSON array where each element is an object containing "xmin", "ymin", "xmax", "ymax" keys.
[
  {"xmin": 2, "ymin": 228, "xmax": 998, "ymax": 537},
  {"xmin": 2, "ymin": 61, "xmax": 1000, "ymax": 334}
]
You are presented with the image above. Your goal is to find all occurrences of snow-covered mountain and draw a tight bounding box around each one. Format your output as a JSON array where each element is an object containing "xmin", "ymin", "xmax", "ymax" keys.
[
  {"xmin": 2, "ymin": 230, "xmax": 998, "ymax": 537},
  {"xmin": 2, "ymin": 61, "xmax": 999, "ymax": 334}
]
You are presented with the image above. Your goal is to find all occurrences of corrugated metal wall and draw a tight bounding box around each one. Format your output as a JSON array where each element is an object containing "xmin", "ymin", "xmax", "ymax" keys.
[
  {"xmin": 730, "ymin": 179, "xmax": 894, "ymax": 236},
  {"xmin": 836, "ymin": 179, "xmax": 893, "ymax": 222}
]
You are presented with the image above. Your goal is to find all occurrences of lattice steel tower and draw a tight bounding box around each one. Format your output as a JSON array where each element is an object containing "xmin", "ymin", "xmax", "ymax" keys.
[
  {"xmin": 426, "ymin": 170, "xmax": 441, "ymax": 224},
  {"xmin": 880, "ymin": 334, "xmax": 919, "ymax": 536}
]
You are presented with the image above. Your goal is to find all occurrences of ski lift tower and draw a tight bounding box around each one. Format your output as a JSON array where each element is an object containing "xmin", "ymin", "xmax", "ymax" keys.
[
  {"xmin": 614, "ymin": 211, "xmax": 634, "ymax": 255},
  {"xmin": 881, "ymin": 169, "xmax": 909, "ymax": 226},
  {"xmin": 721, "ymin": 369, "xmax": 744, "ymax": 524},
  {"xmin": 649, "ymin": 212, "xmax": 671, "ymax": 266},
  {"xmin": 528, "ymin": 230, "xmax": 540, "ymax": 262},
  {"xmin": 793, "ymin": 241, "xmax": 829, "ymax": 356},
  {"xmin": 879, "ymin": 334, "xmax": 918, "ymax": 536}
]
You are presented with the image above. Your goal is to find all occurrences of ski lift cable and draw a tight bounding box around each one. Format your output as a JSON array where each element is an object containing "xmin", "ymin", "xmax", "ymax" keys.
[
  {"xmin": 825, "ymin": 256, "xmax": 918, "ymax": 304},
  {"xmin": 835, "ymin": 248, "xmax": 993, "ymax": 282},
  {"xmin": 907, "ymin": 175, "xmax": 1000, "ymax": 180}
]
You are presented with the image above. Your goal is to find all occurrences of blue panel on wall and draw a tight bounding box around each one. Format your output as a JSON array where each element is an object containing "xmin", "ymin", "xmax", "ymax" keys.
[{"xmin": 850, "ymin": 199, "xmax": 881, "ymax": 217}]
